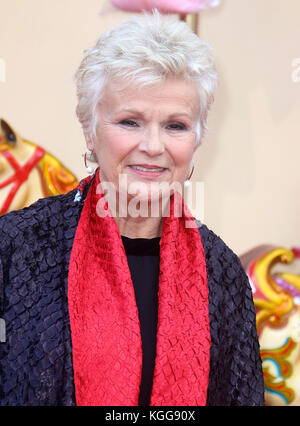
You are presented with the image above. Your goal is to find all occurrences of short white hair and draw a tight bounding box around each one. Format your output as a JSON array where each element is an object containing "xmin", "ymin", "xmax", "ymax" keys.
[{"xmin": 75, "ymin": 10, "xmax": 218, "ymax": 145}]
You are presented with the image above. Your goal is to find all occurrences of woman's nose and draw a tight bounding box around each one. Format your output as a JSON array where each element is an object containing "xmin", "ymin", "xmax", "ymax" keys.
[{"xmin": 138, "ymin": 126, "xmax": 165, "ymax": 156}]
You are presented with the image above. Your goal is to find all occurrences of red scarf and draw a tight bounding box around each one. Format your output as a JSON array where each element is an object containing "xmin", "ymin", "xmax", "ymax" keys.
[{"xmin": 68, "ymin": 170, "xmax": 210, "ymax": 406}]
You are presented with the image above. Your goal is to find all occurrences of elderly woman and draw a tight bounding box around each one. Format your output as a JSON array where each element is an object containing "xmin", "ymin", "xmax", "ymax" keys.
[{"xmin": 0, "ymin": 11, "xmax": 264, "ymax": 406}]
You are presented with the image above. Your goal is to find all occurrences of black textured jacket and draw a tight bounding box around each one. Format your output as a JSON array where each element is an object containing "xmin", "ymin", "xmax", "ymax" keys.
[{"xmin": 0, "ymin": 178, "xmax": 264, "ymax": 406}]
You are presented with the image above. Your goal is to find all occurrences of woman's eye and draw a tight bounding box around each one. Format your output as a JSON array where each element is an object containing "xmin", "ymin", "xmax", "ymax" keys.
[
  {"xmin": 167, "ymin": 122, "xmax": 187, "ymax": 131},
  {"xmin": 119, "ymin": 119, "xmax": 138, "ymax": 127}
]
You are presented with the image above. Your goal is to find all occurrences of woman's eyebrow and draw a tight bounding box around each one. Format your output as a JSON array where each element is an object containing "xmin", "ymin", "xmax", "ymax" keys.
[
  {"xmin": 167, "ymin": 113, "xmax": 193, "ymax": 120},
  {"xmin": 117, "ymin": 108, "xmax": 144, "ymax": 116},
  {"xmin": 115, "ymin": 109, "xmax": 193, "ymax": 119}
]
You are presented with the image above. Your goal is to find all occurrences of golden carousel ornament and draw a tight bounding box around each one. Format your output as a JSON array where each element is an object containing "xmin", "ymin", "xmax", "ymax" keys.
[
  {"xmin": 0, "ymin": 119, "xmax": 78, "ymax": 215},
  {"xmin": 240, "ymin": 245, "xmax": 300, "ymax": 405}
]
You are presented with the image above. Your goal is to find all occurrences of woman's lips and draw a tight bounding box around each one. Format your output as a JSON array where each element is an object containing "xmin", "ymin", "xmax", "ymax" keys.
[{"xmin": 128, "ymin": 165, "xmax": 167, "ymax": 178}]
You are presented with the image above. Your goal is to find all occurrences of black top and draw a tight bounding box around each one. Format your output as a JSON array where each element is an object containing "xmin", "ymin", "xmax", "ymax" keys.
[{"xmin": 121, "ymin": 236, "xmax": 160, "ymax": 406}]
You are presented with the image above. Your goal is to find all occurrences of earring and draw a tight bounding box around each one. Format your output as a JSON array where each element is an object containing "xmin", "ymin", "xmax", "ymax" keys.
[
  {"xmin": 83, "ymin": 150, "xmax": 95, "ymax": 175},
  {"xmin": 184, "ymin": 164, "xmax": 194, "ymax": 188}
]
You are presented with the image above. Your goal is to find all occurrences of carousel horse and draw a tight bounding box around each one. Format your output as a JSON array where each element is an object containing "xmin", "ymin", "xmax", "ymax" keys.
[
  {"xmin": 240, "ymin": 245, "xmax": 300, "ymax": 405},
  {"xmin": 0, "ymin": 119, "xmax": 78, "ymax": 215}
]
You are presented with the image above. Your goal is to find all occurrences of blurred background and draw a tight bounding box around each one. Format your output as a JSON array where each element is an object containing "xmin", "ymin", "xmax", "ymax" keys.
[{"xmin": 0, "ymin": 0, "xmax": 299, "ymax": 255}]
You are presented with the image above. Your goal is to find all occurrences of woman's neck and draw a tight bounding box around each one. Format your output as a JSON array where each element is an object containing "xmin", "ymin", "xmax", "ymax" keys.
[
  {"xmin": 103, "ymin": 187, "xmax": 171, "ymax": 239},
  {"xmin": 114, "ymin": 215, "xmax": 162, "ymax": 239}
]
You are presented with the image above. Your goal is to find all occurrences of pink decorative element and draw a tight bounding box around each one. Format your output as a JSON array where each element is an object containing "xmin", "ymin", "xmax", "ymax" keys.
[
  {"xmin": 292, "ymin": 247, "xmax": 300, "ymax": 258},
  {"xmin": 110, "ymin": 0, "xmax": 221, "ymax": 14}
]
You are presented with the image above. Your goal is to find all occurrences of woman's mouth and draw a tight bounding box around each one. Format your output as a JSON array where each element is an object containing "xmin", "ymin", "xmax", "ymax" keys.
[{"xmin": 128, "ymin": 165, "xmax": 167, "ymax": 177}]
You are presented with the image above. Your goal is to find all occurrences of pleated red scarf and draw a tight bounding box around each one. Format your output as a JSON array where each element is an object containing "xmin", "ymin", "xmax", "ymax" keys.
[{"xmin": 68, "ymin": 170, "xmax": 211, "ymax": 406}]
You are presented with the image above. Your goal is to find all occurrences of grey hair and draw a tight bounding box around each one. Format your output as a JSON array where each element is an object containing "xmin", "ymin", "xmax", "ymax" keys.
[{"xmin": 74, "ymin": 9, "xmax": 218, "ymax": 146}]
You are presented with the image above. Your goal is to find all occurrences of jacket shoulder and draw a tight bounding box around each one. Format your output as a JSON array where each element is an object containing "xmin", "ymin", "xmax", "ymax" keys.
[
  {"xmin": 0, "ymin": 190, "xmax": 78, "ymax": 252},
  {"xmin": 0, "ymin": 190, "xmax": 76, "ymax": 231},
  {"xmin": 197, "ymin": 222, "xmax": 254, "ymax": 311},
  {"xmin": 198, "ymin": 222, "xmax": 244, "ymax": 276}
]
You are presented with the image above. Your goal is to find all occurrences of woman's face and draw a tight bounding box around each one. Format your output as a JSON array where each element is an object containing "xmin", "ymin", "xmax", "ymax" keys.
[{"xmin": 87, "ymin": 77, "xmax": 201, "ymax": 212}]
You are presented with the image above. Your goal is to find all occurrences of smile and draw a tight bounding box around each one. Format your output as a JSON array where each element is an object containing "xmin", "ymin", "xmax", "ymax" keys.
[{"xmin": 129, "ymin": 165, "xmax": 167, "ymax": 177}]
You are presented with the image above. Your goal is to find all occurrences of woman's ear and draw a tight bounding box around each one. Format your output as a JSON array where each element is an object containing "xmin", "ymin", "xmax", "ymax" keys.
[
  {"xmin": 194, "ymin": 121, "xmax": 202, "ymax": 152},
  {"xmin": 84, "ymin": 132, "xmax": 95, "ymax": 152},
  {"xmin": 193, "ymin": 138, "xmax": 201, "ymax": 154}
]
